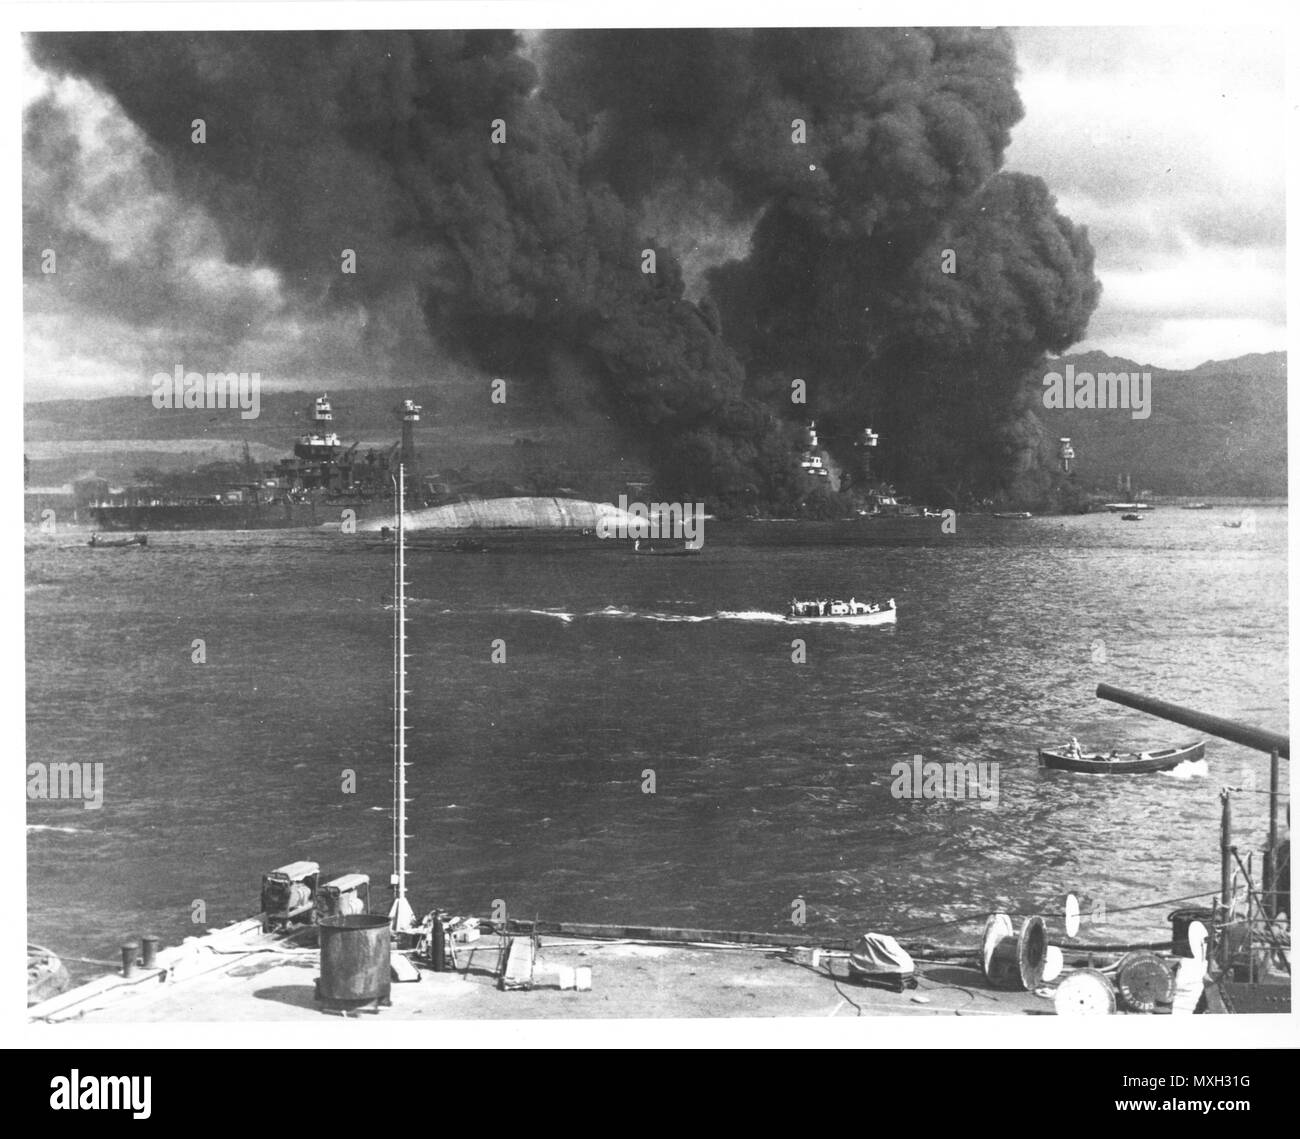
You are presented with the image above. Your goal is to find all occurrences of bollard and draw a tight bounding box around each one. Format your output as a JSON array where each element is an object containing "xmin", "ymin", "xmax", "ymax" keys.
[
  {"xmin": 121, "ymin": 940, "xmax": 140, "ymax": 978},
  {"xmin": 431, "ymin": 913, "xmax": 446, "ymax": 972},
  {"xmin": 141, "ymin": 935, "xmax": 161, "ymax": 969}
]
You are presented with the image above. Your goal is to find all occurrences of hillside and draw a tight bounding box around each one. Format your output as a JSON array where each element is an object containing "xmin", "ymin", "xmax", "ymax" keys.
[
  {"xmin": 24, "ymin": 350, "xmax": 1288, "ymax": 500},
  {"xmin": 1035, "ymin": 351, "xmax": 1286, "ymax": 497},
  {"xmin": 23, "ymin": 386, "xmax": 642, "ymax": 496}
]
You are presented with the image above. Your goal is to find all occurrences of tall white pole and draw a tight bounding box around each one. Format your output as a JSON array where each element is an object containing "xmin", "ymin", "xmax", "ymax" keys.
[{"xmin": 390, "ymin": 462, "xmax": 415, "ymax": 932}]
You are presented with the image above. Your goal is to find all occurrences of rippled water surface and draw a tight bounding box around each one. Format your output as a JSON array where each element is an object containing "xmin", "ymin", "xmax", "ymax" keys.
[{"xmin": 26, "ymin": 509, "xmax": 1288, "ymax": 970}]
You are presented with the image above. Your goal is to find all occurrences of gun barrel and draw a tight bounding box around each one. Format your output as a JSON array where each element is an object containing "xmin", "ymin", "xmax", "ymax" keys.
[{"xmin": 1096, "ymin": 684, "xmax": 1288, "ymax": 758}]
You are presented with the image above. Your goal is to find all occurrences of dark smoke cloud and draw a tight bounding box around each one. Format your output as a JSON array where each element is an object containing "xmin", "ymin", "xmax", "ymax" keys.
[
  {"xmin": 544, "ymin": 29, "xmax": 1023, "ymax": 224},
  {"xmin": 30, "ymin": 30, "xmax": 787, "ymax": 499},
  {"xmin": 29, "ymin": 28, "xmax": 1099, "ymax": 507},
  {"xmin": 545, "ymin": 27, "xmax": 1100, "ymax": 502}
]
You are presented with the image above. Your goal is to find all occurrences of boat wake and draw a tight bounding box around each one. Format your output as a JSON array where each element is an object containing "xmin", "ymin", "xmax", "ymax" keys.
[
  {"xmin": 1159, "ymin": 758, "xmax": 1209, "ymax": 780},
  {"xmin": 26, "ymin": 824, "xmax": 83, "ymax": 834},
  {"xmin": 715, "ymin": 610, "xmax": 790, "ymax": 623},
  {"xmin": 512, "ymin": 605, "xmax": 713, "ymax": 623},
  {"xmin": 510, "ymin": 607, "xmax": 575, "ymax": 622}
]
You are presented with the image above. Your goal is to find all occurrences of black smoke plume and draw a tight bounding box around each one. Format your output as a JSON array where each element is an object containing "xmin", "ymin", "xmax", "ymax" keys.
[
  {"xmin": 29, "ymin": 28, "xmax": 1099, "ymax": 508},
  {"xmin": 545, "ymin": 28, "xmax": 1100, "ymax": 502}
]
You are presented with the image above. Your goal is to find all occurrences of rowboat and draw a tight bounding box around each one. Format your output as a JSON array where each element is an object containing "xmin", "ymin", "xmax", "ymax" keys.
[
  {"xmin": 88, "ymin": 533, "xmax": 147, "ymax": 547},
  {"xmin": 786, "ymin": 597, "xmax": 896, "ymax": 625},
  {"xmin": 633, "ymin": 540, "xmax": 702, "ymax": 557},
  {"xmin": 1120, "ymin": 513, "xmax": 1143, "ymax": 521},
  {"xmin": 992, "ymin": 511, "xmax": 1032, "ymax": 519},
  {"xmin": 1038, "ymin": 740, "xmax": 1205, "ymax": 774}
]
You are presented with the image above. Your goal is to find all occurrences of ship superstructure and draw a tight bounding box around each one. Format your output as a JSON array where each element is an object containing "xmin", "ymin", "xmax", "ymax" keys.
[
  {"xmin": 90, "ymin": 395, "xmax": 418, "ymax": 531},
  {"xmin": 269, "ymin": 393, "xmax": 401, "ymax": 500}
]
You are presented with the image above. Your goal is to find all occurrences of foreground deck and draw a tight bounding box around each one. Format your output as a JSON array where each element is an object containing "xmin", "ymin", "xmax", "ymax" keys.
[{"xmin": 30, "ymin": 919, "xmax": 1063, "ymax": 1022}]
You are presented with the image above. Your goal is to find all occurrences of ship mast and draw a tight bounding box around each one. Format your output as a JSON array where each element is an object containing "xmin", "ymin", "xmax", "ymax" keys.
[{"xmin": 389, "ymin": 462, "xmax": 416, "ymax": 932}]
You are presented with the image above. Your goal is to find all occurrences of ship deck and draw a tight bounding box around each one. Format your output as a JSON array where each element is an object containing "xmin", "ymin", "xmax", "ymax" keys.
[{"xmin": 29, "ymin": 920, "xmax": 1061, "ymax": 1022}]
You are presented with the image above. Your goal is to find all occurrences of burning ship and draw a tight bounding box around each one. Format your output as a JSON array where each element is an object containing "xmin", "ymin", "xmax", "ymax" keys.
[{"xmin": 89, "ymin": 396, "xmax": 423, "ymax": 531}]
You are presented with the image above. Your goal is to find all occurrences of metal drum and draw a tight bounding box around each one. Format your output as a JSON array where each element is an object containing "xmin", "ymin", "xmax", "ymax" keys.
[{"xmin": 317, "ymin": 915, "xmax": 392, "ymax": 1004}]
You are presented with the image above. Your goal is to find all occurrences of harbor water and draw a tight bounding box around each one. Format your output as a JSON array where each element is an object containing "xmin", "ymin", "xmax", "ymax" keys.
[{"xmin": 25, "ymin": 509, "xmax": 1287, "ymax": 977}]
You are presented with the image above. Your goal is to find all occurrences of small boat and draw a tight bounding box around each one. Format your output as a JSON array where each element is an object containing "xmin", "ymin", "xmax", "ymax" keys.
[
  {"xmin": 632, "ymin": 540, "xmax": 702, "ymax": 557},
  {"xmin": 786, "ymin": 597, "xmax": 896, "ymax": 625},
  {"xmin": 993, "ymin": 511, "xmax": 1032, "ymax": 519},
  {"xmin": 1181, "ymin": 503, "xmax": 1212, "ymax": 510},
  {"xmin": 28, "ymin": 943, "xmax": 71, "ymax": 1006},
  {"xmin": 1038, "ymin": 740, "xmax": 1205, "ymax": 774},
  {"xmin": 1103, "ymin": 502, "xmax": 1154, "ymax": 513},
  {"xmin": 1120, "ymin": 513, "xmax": 1143, "ymax": 521},
  {"xmin": 1223, "ymin": 521, "xmax": 1243, "ymax": 529},
  {"xmin": 88, "ymin": 533, "xmax": 147, "ymax": 548}
]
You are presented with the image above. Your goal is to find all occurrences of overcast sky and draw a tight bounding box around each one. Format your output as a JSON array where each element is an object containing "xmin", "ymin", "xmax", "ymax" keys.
[
  {"xmin": 22, "ymin": 26, "xmax": 1287, "ymax": 401},
  {"xmin": 1006, "ymin": 26, "xmax": 1285, "ymax": 368}
]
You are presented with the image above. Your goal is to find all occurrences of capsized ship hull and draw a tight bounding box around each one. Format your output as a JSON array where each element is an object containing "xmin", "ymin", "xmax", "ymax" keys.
[{"xmin": 358, "ymin": 497, "xmax": 648, "ymax": 533}]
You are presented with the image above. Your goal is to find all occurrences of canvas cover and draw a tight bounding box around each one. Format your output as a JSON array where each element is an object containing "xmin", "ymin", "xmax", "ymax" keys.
[{"xmin": 849, "ymin": 933, "xmax": 915, "ymax": 979}]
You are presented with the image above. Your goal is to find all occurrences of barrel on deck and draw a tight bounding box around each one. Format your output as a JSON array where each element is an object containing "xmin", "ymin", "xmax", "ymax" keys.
[{"xmin": 318, "ymin": 915, "xmax": 392, "ymax": 1002}]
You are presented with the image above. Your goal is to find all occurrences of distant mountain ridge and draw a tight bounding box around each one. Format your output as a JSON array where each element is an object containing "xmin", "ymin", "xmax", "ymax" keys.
[
  {"xmin": 23, "ymin": 351, "xmax": 1288, "ymax": 499},
  {"xmin": 1036, "ymin": 350, "xmax": 1285, "ymax": 497}
]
